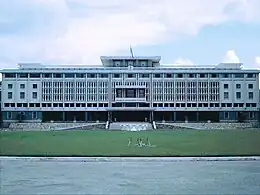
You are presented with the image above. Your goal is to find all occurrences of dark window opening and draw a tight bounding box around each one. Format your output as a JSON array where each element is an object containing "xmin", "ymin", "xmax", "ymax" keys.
[
  {"xmin": 43, "ymin": 73, "xmax": 51, "ymax": 78},
  {"xmin": 154, "ymin": 74, "xmax": 161, "ymax": 78},
  {"xmin": 53, "ymin": 73, "xmax": 62, "ymax": 78},
  {"xmin": 234, "ymin": 73, "xmax": 244, "ymax": 78},
  {"xmin": 65, "ymin": 73, "xmax": 74, "ymax": 78},
  {"xmin": 18, "ymin": 73, "xmax": 28, "ymax": 78},
  {"xmin": 100, "ymin": 73, "xmax": 108, "ymax": 78},
  {"xmin": 113, "ymin": 74, "xmax": 120, "ymax": 78},
  {"xmin": 177, "ymin": 74, "xmax": 183, "ymax": 78},
  {"xmin": 236, "ymin": 84, "xmax": 241, "ymax": 89},
  {"xmin": 30, "ymin": 73, "xmax": 41, "ymax": 78},
  {"xmin": 5, "ymin": 73, "xmax": 16, "ymax": 78},
  {"xmin": 166, "ymin": 74, "xmax": 173, "ymax": 78},
  {"xmin": 76, "ymin": 73, "xmax": 85, "ymax": 78},
  {"xmin": 140, "ymin": 74, "xmax": 149, "ymax": 78}
]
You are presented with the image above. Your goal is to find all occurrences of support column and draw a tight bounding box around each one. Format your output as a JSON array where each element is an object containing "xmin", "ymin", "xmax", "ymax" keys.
[
  {"xmin": 151, "ymin": 111, "xmax": 154, "ymax": 121},
  {"xmin": 196, "ymin": 111, "xmax": 199, "ymax": 122},
  {"xmin": 62, "ymin": 111, "xmax": 65, "ymax": 121},
  {"xmin": 107, "ymin": 111, "xmax": 112, "ymax": 122},
  {"xmin": 173, "ymin": 111, "xmax": 176, "ymax": 122},
  {"xmin": 85, "ymin": 111, "xmax": 88, "ymax": 122}
]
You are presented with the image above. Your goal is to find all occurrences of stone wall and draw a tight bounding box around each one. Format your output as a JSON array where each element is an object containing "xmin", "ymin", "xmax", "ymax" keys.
[
  {"xmin": 2, "ymin": 122, "xmax": 106, "ymax": 131},
  {"xmin": 156, "ymin": 122, "xmax": 259, "ymax": 130}
]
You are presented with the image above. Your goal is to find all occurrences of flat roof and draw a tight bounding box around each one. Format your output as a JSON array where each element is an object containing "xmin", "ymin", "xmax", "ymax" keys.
[{"xmin": 100, "ymin": 56, "xmax": 161, "ymax": 66}]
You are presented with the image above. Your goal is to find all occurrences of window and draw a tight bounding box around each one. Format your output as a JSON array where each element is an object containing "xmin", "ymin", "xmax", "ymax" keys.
[
  {"xmin": 87, "ymin": 73, "xmax": 96, "ymax": 78},
  {"xmin": 224, "ymin": 112, "xmax": 229, "ymax": 120},
  {"xmin": 224, "ymin": 84, "xmax": 228, "ymax": 89},
  {"xmin": 29, "ymin": 73, "xmax": 41, "ymax": 78},
  {"xmin": 100, "ymin": 73, "xmax": 108, "ymax": 78},
  {"xmin": 248, "ymin": 84, "xmax": 253, "ymax": 89},
  {"xmin": 236, "ymin": 84, "xmax": 241, "ymax": 89},
  {"xmin": 113, "ymin": 74, "xmax": 120, "ymax": 78},
  {"xmin": 234, "ymin": 73, "xmax": 244, "ymax": 78},
  {"xmin": 43, "ymin": 73, "xmax": 51, "ymax": 78},
  {"xmin": 154, "ymin": 74, "xmax": 161, "ymax": 78},
  {"xmin": 127, "ymin": 74, "xmax": 135, "ymax": 78},
  {"xmin": 222, "ymin": 73, "xmax": 230, "ymax": 78},
  {"xmin": 248, "ymin": 92, "xmax": 253, "ymax": 99},
  {"xmin": 53, "ymin": 73, "xmax": 62, "ymax": 78},
  {"xmin": 20, "ymin": 84, "xmax": 25, "ymax": 89},
  {"xmin": 224, "ymin": 92, "xmax": 229, "ymax": 99},
  {"xmin": 8, "ymin": 92, "xmax": 12, "ymax": 99},
  {"xmin": 65, "ymin": 73, "xmax": 74, "ymax": 78},
  {"xmin": 166, "ymin": 74, "xmax": 174, "ymax": 78},
  {"xmin": 247, "ymin": 73, "xmax": 255, "ymax": 78},
  {"xmin": 199, "ymin": 74, "xmax": 207, "ymax": 78},
  {"xmin": 177, "ymin": 74, "xmax": 183, "ymax": 78},
  {"xmin": 8, "ymin": 84, "xmax": 13, "ymax": 89},
  {"xmin": 236, "ymin": 92, "xmax": 241, "ymax": 99},
  {"xmin": 32, "ymin": 92, "xmax": 37, "ymax": 99},
  {"xmin": 5, "ymin": 73, "xmax": 16, "ymax": 78},
  {"xmin": 188, "ymin": 74, "xmax": 195, "ymax": 78},
  {"xmin": 210, "ymin": 73, "xmax": 218, "ymax": 78},
  {"xmin": 32, "ymin": 112, "xmax": 37, "ymax": 119},
  {"xmin": 33, "ymin": 84, "xmax": 37, "ymax": 89},
  {"xmin": 140, "ymin": 74, "xmax": 149, "ymax": 78},
  {"xmin": 7, "ymin": 112, "xmax": 12, "ymax": 119},
  {"xmin": 20, "ymin": 92, "xmax": 25, "ymax": 99},
  {"xmin": 76, "ymin": 73, "xmax": 85, "ymax": 78},
  {"xmin": 18, "ymin": 73, "xmax": 28, "ymax": 78}
]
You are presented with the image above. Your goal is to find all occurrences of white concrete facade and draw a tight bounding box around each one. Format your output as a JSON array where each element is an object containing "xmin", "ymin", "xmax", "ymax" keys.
[{"xmin": 0, "ymin": 56, "xmax": 259, "ymax": 122}]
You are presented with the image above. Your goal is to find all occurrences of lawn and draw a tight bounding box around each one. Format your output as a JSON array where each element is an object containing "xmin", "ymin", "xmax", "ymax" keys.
[{"xmin": 1, "ymin": 129, "xmax": 260, "ymax": 157}]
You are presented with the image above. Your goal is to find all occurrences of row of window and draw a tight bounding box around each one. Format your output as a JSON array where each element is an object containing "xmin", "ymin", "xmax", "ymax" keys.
[
  {"xmin": 7, "ymin": 92, "xmax": 37, "ymax": 99},
  {"xmin": 8, "ymin": 83, "xmax": 37, "ymax": 89},
  {"xmin": 224, "ymin": 83, "xmax": 254, "ymax": 89},
  {"xmin": 224, "ymin": 92, "xmax": 254, "ymax": 99},
  {"xmin": 6, "ymin": 112, "xmax": 37, "ymax": 120},
  {"xmin": 4, "ymin": 73, "xmax": 257, "ymax": 79},
  {"xmin": 3, "ymin": 102, "xmax": 258, "ymax": 108},
  {"xmin": 6, "ymin": 82, "xmax": 255, "ymax": 91},
  {"xmin": 4, "ymin": 111, "xmax": 257, "ymax": 120},
  {"xmin": 6, "ymin": 91, "xmax": 255, "ymax": 101}
]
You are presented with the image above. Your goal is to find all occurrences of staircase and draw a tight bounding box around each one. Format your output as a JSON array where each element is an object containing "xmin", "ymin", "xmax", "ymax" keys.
[{"xmin": 109, "ymin": 122, "xmax": 153, "ymax": 131}]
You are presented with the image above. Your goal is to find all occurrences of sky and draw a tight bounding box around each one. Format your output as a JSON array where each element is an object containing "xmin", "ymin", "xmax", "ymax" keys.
[{"xmin": 0, "ymin": 0, "xmax": 260, "ymax": 69}]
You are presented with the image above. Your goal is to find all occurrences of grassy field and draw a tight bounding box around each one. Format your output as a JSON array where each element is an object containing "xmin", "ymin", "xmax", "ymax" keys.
[{"xmin": 1, "ymin": 129, "xmax": 260, "ymax": 157}]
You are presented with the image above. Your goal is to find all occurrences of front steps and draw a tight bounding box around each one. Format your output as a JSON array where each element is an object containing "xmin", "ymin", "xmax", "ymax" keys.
[{"xmin": 109, "ymin": 122, "xmax": 153, "ymax": 131}]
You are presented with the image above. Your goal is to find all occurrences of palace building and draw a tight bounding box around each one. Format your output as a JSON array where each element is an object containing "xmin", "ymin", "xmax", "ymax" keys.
[{"xmin": 0, "ymin": 56, "xmax": 259, "ymax": 123}]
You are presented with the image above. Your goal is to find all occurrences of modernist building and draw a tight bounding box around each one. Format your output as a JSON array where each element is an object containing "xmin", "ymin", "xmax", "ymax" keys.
[
  {"xmin": 0, "ymin": 56, "xmax": 259, "ymax": 123},
  {"xmin": 0, "ymin": 81, "xmax": 2, "ymax": 126}
]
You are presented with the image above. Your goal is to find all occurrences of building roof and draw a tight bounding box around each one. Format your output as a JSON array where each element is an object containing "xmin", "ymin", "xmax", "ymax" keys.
[{"xmin": 100, "ymin": 56, "xmax": 161, "ymax": 66}]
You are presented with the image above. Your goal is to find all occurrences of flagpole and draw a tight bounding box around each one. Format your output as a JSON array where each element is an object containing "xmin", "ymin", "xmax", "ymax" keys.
[{"xmin": 130, "ymin": 45, "xmax": 134, "ymax": 58}]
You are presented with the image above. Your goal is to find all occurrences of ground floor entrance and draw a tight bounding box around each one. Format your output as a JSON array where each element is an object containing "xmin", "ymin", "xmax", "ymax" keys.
[
  {"xmin": 111, "ymin": 111, "xmax": 150, "ymax": 122},
  {"xmin": 1, "ymin": 110, "xmax": 259, "ymax": 123}
]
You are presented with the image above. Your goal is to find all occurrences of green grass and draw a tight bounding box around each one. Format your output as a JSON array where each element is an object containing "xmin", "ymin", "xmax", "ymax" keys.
[{"xmin": 1, "ymin": 129, "xmax": 260, "ymax": 157}]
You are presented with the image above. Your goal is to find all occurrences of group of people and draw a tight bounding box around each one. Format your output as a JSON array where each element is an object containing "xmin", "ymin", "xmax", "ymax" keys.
[{"xmin": 128, "ymin": 137, "xmax": 154, "ymax": 148}]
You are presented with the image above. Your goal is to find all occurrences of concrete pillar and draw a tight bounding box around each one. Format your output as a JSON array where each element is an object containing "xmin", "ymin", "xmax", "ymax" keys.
[
  {"xmin": 173, "ymin": 111, "xmax": 176, "ymax": 122},
  {"xmin": 62, "ymin": 111, "xmax": 65, "ymax": 121},
  {"xmin": 196, "ymin": 111, "xmax": 199, "ymax": 122},
  {"xmin": 151, "ymin": 111, "xmax": 154, "ymax": 121},
  {"xmin": 85, "ymin": 112, "xmax": 88, "ymax": 122},
  {"xmin": 107, "ymin": 111, "xmax": 112, "ymax": 122}
]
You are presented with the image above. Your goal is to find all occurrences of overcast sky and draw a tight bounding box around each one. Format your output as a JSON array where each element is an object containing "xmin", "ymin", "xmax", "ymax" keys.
[{"xmin": 0, "ymin": 0, "xmax": 260, "ymax": 69}]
